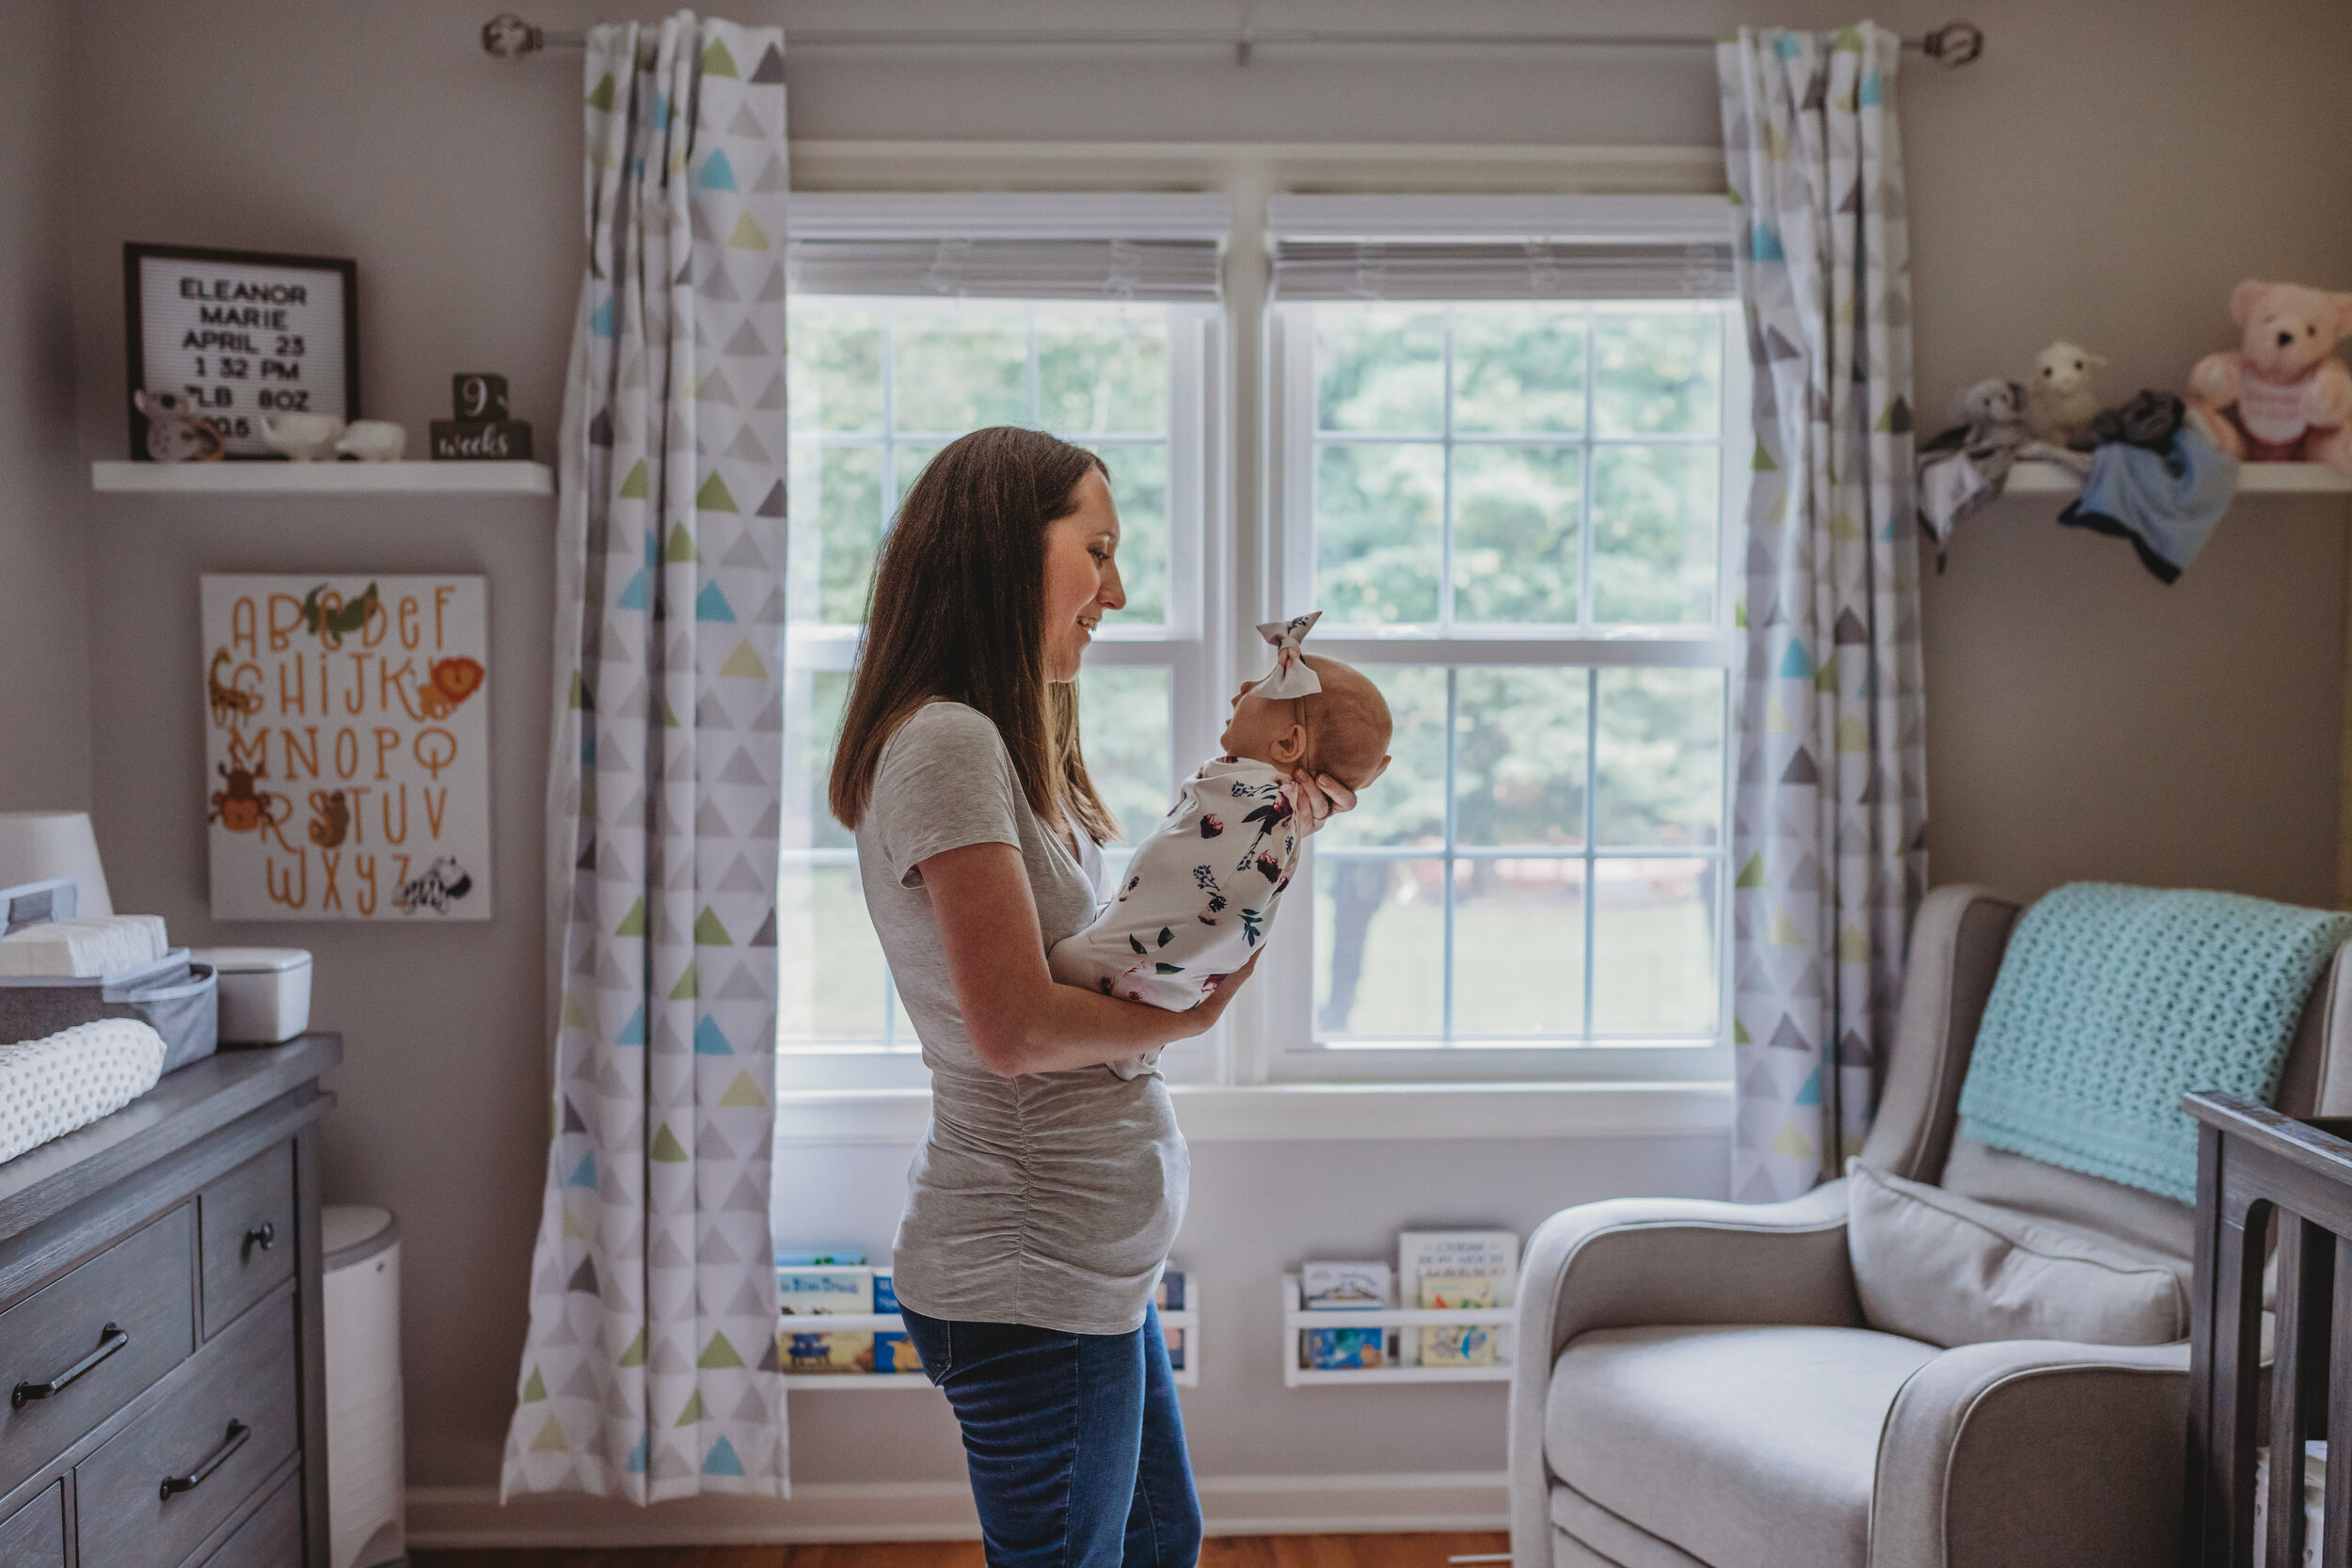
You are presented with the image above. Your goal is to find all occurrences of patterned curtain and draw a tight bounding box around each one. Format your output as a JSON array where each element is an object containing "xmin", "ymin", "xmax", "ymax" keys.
[
  {"xmin": 1718, "ymin": 24, "xmax": 1928, "ymax": 1203},
  {"xmin": 504, "ymin": 14, "xmax": 791, "ymax": 1500}
]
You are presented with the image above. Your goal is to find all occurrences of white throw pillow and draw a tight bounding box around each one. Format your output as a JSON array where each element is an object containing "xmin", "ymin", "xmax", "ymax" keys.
[{"xmin": 1846, "ymin": 1161, "xmax": 2189, "ymax": 1348}]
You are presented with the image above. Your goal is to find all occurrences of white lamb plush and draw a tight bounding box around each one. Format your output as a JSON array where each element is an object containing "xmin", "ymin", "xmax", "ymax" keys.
[{"xmin": 2024, "ymin": 339, "xmax": 2107, "ymax": 449}]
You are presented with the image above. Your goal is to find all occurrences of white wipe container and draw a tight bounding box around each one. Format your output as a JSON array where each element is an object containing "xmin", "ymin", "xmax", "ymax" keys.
[
  {"xmin": 323, "ymin": 1205, "xmax": 405, "ymax": 1568},
  {"xmin": 190, "ymin": 948, "xmax": 311, "ymax": 1044}
]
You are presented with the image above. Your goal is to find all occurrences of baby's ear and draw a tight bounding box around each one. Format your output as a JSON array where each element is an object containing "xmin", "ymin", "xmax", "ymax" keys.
[{"xmin": 1272, "ymin": 723, "xmax": 1309, "ymax": 766}]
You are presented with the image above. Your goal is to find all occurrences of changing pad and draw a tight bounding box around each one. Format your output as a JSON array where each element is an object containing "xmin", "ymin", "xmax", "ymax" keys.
[{"xmin": 0, "ymin": 1019, "xmax": 167, "ymax": 1165}]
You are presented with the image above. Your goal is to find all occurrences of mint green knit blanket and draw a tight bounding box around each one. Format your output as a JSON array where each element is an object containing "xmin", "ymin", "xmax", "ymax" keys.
[{"xmin": 1956, "ymin": 883, "xmax": 2352, "ymax": 1204}]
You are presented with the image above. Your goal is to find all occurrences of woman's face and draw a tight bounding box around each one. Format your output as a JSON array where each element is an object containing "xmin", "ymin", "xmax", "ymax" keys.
[{"xmin": 1041, "ymin": 467, "xmax": 1125, "ymax": 683}]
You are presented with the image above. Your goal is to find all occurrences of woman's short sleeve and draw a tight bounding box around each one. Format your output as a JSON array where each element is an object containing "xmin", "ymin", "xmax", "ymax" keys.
[{"xmin": 868, "ymin": 704, "xmax": 1026, "ymax": 889}]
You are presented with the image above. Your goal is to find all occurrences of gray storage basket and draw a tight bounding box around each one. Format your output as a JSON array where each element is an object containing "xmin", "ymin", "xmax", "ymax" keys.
[{"xmin": 0, "ymin": 879, "xmax": 221, "ymax": 1073}]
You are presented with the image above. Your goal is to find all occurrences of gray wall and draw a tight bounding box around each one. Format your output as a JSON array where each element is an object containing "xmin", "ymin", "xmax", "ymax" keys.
[
  {"xmin": 42, "ymin": 0, "xmax": 2352, "ymax": 1501},
  {"xmin": 0, "ymin": 0, "xmax": 91, "ymax": 811}
]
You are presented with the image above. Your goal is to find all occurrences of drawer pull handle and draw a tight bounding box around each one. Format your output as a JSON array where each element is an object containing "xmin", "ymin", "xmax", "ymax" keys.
[
  {"xmin": 243, "ymin": 1222, "xmax": 276, "ymax": 1258},
  {"xmin": 11, "ymin": 1323, "xmax": 129, "ymax": 1409},
  {"xmin": 160, "ymin": 1420, "xmax": 249, "ymax": 1499}
]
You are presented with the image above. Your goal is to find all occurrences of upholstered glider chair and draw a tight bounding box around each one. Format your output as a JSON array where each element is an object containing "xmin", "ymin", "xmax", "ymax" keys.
[{"xmin": 1509, "ymin": 883, "xmax": 2352, "ymax": 1568}]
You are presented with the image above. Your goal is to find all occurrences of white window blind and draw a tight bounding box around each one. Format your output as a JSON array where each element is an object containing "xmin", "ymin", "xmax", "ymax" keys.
[
  {"xmin": 1266, "ymin": 193, "xmax": 1734, "ymax": 302},
  {"xmin": 788, "ymin": 192, "xmax": 1228, "ymax": 302}
]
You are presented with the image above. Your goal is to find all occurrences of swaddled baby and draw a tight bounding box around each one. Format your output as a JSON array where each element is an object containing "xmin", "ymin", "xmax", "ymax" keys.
[{"xmin": 1051, "ymin": 612, "xmax": 1392, "ymax": 1078}]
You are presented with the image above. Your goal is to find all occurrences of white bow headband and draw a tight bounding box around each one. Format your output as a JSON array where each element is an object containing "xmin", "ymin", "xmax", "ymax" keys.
[{"xmin": 1251, "ymin": 611, "xmax": 1323, "ymax": 699}]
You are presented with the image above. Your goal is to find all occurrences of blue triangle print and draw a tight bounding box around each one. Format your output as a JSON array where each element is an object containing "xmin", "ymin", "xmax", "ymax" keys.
[
  {"xmin": 626, "ymin": 1435, "xmax": 648, "ymax": 1474},
  {"xmin": 591, "ymin": 296, "xmax": 615, "ymax": 338},
  {"xmin": 1778, "ymin": 640, "xmax": 1814, "ymax": 679},
  {"xmin": 703, "ymin": 1435, "xmax": 746, "ymax": 1477},
  {"xmin": 616, "ymin": 569, "xmax": 649, "ymax": 611},
  {"xmin": 694, "ymin": 580, "xmax": 737, "ymax": 623},
  {"xmin": 693, "ymin": 1015, "xmax": 734, "ymax": 1054},
  {"xmin": 699, "ymin": 148, "xmax": 738, "ymax": 190},
  {"xmin": 1750, "ymin": 222, "xmax": 1786, "ymax": 263},
  {"xmin": 567, "ymin": 1151, "xmax": 597, "ymax": 1188},
  {"xmin": 1793, "ymin": 1066, "xmax": 1822, "ymax": 1106},
  {"xmin": 616, "ymin": 1004, "xmax": 645, "ymax": 1047}
]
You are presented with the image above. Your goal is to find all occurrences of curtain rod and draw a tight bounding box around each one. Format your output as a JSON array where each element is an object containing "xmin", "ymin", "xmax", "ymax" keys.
[{"xmin": 481, "ymin": 13, "xmax": 1986, "ymax": 69}]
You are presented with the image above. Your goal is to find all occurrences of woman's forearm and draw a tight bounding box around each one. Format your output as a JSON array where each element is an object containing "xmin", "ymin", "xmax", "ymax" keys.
[{"xmin": 986, "ymin": 982, "xmax": 1204, "ymax": 1076}]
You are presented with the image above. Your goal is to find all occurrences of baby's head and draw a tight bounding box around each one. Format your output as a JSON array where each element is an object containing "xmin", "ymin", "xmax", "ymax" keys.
[{"xmin": 1218, "ymin": 655, "xmax": 1392, "ymax": 791}]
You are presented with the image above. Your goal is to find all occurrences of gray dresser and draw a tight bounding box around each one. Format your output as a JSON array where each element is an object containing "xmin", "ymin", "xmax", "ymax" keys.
[{"xmin": 0, "ymin": 1036, "xmax": 339, "ymax": 1567}]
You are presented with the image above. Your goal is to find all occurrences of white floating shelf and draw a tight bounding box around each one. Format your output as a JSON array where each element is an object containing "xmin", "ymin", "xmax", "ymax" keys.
[
  {"xmin": 1279, "ymin": 1275, "xmax": 1512, "ymax": 1387},
  {"xmin": 91, "ymin": 460, "xmax": 554, "ymax": 496},
  {"xmin": 2005, "ymin": 460, "xmax": 2352, "ymax": 495},
  {"xmin": 779, "ymin": 1306, "xmax": 1200, "ymax": 1390}
]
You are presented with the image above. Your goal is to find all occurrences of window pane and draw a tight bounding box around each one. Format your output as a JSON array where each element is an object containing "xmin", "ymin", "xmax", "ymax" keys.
[
  {"xmin": 1098, "ymin": 442, "xmax": 1168, "ymax": 624},
  {"xmin": 1453, "ymin": 445, "xmax": 1581, "ymax": 624},
  {"xmin": 1314, "ymin": 858, "xmax": 1443, "ymax": 1038},
  {"xmin": 777, "ymin": 861, "xmax": 893, "ymax": 1045},
  {"xmin": 1076, "ymin": 666, "xmax": 1173, "ymax": 847},
  {"xmin": 1455, "ymin": 668, "xmax": 1586, "ymax": 847},
  {"xmin": 788, "ymin": 444, "xmax": 882, "ymax": 626},
  {"xmin": 893, "ymin": 312, "xmax": 1026, "ymax": 433},
  {"xmin": 1453, "ymin": 859, "xmax": 1585, "ymax": 1036},
  {"xmin": 787, "ymin": 305, "xmax": 883, "ymax": 434},
  {"xmin": 786, "ymin": 669, "xmax": 855, "ymax": 853},
  {"xmin": 1592, "ymin": 311, "xmax": 1722, "ymax": 436},
  {"xmin": 1041, "ymin": 313, "xmax": 1167, "ymax": 435},
  {"xmin": 1453, "ymin": 305, "xmax": 1585, "ymax": 435},
  {"xmin": 1596, "ymin": 669, "xmax": 1724, "ymax": 847},
  {"xmin": 1317, "ymin": 308, "xmax": 1443, "ymax": 433},
  {"xmin": 1320, "ymin": 665, "xmax": 1444, "ymax": 849},
  {"xmin": 1317, "ymin": 443, "xmax": 1440, "ymax": 624},
  {"xmin": 1592, "ymin": 858, "xmax": 1717, "ymax": 1035},
  {"xmin": 1591, "ymin": 445, "xmax": 1717, "ymax": 625}
]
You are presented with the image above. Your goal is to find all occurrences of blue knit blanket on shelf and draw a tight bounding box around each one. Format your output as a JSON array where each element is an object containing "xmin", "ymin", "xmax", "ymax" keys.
[{"xmin": 1955, "ymin": 882, "xmax": 2352, "ymax": 1204}]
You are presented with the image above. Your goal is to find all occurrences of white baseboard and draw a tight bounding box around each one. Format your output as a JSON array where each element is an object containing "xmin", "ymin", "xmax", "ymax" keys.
[{"xmin": 406, "ymin": 1470, "xmax": 1509, "ymax": 1545}]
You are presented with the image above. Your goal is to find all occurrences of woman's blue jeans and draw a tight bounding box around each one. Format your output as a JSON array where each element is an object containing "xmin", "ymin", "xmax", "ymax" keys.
[{"xmin": 899, "ymin": 1302, "xmax": 1203, "ymax": 1568}]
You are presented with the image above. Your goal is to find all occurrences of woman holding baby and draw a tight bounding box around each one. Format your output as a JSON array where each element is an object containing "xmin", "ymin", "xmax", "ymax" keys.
[{"xmin": 826, "ymin": 426, "xmax": 1389, "ymax": 1566}]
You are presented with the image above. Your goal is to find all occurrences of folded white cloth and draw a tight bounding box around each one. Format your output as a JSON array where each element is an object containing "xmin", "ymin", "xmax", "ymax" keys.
[
  {"xmin": 0, "ymin": 915, "xmax": 169, "ymax": 978},
  {"xmin": 1250, "ymin": 612, "xmax": 1323, "ymax": 698},
  {"xmin": 0, "ymin": 1019, "xmax": 167, "ymax": 1164}
]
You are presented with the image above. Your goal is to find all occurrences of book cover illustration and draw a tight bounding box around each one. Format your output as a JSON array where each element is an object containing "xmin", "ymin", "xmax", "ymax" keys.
[
  {"xmin": 1301, "ymin": 1259, "xmax": 1391, "ymax": 1370},
  {"xmin": 1398, "ymin": 1229, "xmax": 1517, "ymax": 1366},
  {"xmin": 1419, "ymin": 1275, "xmax": 1499, "ymax": 1367},
  {"xmin": 871, "ymin": 1272, "xmax": 923, "ymax": 1374},
  {"xmin": 777, "ymin": 1265, "xmax": 874, "ymax": 1374},
  {"xmin": 1156, "ymin": 1267, "xmax": 1187, "ymax": 1370}
]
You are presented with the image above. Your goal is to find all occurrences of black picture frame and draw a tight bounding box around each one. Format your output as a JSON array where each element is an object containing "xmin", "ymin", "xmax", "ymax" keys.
[{"xmin": 123, "ymin": 242, "xmax": 360, "ymax": 460}]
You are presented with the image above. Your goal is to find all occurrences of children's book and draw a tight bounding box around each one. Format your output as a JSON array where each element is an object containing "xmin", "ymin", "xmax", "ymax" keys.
[
  {"xmin": 870, "ymin": 1273, "xmax": 923, "ymax": 1375},
  {"xmin": 777, "ymin": 1265, "xmax": 874, "ymax": 1374},
  {"xmin": 1301, "ymin": 1259, "xmax": 1391, "ymax": 1370},
  {"xmin": 1156, "ymin": 1267, "xmax": 1187, "ymax": 1370},
  {"xmin": 775, "ymin": 1249, "xmax": 866, "ymax": 1268},
  {"xmin": 1397, "ymin": 1229, "xmax": 1517, "ymax": 1366},
  {"xmin": 1418, "ymin": 1275, "xmax": 1499, "ymax": 1367}
]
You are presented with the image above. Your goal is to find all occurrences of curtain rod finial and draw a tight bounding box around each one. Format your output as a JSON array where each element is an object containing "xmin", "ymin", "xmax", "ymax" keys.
[
  {"xmin": 483, "ymin": 12, "xmax": 545, "ymax": 58},
  {"xmin": 1920, "ymin": 21, "xmax": 1983, "ymax": 67}
]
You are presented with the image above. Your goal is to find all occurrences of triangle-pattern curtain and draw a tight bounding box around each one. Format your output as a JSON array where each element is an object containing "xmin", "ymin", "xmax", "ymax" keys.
[
  {"xmin": 1717, "ymin": 24, "xmax": 1928, "ymax": 1203},
  {"xmin": 503, "ymin": 13, "xmax": 791, "ymax": 1500}
]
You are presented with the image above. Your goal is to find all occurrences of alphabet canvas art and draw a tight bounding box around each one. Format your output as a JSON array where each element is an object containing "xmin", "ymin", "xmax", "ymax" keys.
[{"xmin": 200, "ymin": 574, "xmax": 491, "ymax": 920}]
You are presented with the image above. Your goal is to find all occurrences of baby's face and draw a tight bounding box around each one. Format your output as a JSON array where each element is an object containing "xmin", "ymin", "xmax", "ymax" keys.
[{"xmin": 1217, "ymin": 678, "xmax": 1300, "ymax": 767}]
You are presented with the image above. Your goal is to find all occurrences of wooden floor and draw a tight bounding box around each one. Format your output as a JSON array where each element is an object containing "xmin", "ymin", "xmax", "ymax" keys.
[{"xmin": 412, "ymin": 1531, "xmax": 1510, "ymax": 1568}]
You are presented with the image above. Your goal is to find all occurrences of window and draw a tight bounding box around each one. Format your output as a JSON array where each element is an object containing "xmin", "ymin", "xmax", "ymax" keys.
[
  {"xmin": 771, "ymin": 196, "xmax": 1226, "ymax": 1091},
  {"xmin": 1257, "ymin": 197, "xmax": 1740, "ymax": 1085}
]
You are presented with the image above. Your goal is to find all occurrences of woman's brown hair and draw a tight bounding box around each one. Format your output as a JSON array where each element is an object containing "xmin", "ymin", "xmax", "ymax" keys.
[{"xmin": 828, "ymin": 425, "xmax": 1120, "ymax": 844}]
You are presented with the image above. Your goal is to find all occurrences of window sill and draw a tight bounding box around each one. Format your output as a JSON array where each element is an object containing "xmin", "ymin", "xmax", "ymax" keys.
[{"xmin": 774, "ymin": 1079, "xmax": 1730, "ymax": 1145}]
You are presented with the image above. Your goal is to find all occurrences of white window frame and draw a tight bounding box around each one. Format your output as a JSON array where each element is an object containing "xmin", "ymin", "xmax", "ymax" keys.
[
  {"xmin": 1237, "ymin": 194, "xmax": 1744, "ymax": 1088},
  {"xmin": 775, "ymin": 284, "xmax": 1230, "ymax": 1096}
]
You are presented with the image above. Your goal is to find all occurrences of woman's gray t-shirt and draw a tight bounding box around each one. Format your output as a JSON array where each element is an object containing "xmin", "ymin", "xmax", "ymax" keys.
[{"xmin": 859, "ymin": 700, "xmax": 1188, "ymax": 1336}]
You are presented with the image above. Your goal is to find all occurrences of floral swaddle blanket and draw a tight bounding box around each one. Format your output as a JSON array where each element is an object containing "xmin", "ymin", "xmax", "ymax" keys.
[{"xmin": 1050, "ymin": 756, "xmax": 1303, "ymax": 1080}]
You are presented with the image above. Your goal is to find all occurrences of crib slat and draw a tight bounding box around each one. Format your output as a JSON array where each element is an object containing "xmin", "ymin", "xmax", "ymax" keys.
[
  {"xmin": 2326, "ymin": 1237, "xmax": 2352, "ymax": 1568},
  {"xmin": 2266, "ymin": 1218, "xmax": 2324, "ymax": 1567}
]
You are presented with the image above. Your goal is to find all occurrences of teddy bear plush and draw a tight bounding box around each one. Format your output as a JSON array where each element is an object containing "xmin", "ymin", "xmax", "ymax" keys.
[
  {"xmin": 2023, "ymin": 340, "xmax": 2106, "ymax": 448},
  {"xmin": 2186, "ymin": 278, "xmax": 2352, "ymax": 470}
]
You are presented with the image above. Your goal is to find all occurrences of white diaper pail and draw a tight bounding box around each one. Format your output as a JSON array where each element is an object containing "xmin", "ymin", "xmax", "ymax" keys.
[{"xmin": 323, "ymin": 1205, "xmax": 405, "ymax": 1568}]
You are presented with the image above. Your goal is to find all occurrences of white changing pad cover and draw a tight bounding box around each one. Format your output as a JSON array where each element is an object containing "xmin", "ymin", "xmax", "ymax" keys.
[{"xmin": 0, "ymin": 1019, "xmax": 167, "ymax": 1165}]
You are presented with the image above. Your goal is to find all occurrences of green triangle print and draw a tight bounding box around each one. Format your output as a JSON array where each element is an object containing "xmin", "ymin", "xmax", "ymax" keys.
[
  {"xmin": 703, "ymin": 37, "xmax": 739, "ymax": 76},
  {"xmin": 664, "ymin": 522, "xmax": 696, "ymax": 562},
  {"xmin": 618, "ymin": 458, "xmax": 649, "ymax": 499},
  {"xmin": 727, "ymin": 211, "xmax": 771, "ymax": 251},
  {"xmin": 675, "ymin": 1387, "xmax": 706, "ymax": 1425},
  {"xmin": 698, "ymin": 1331, "xmax": 746, "ymax": 1370},
  {"xmin": 1750, "ymin": 438, "xmax": 1778, "ymax": 472},
  {"xmin": 530, "ymin": 1415, "xmax": 568, "ymax": 1452},
  {"xmin": 693, "ymin": 906, "xmax": 733, "ymax": 945},
  {"xmin": 1735, "ymin": 853, "xmax": 1768, "ymax": 889},
  {"xmin": 694, "ymin": 471, "xmax": 739, "ymax": 513},
  {"xmin": 669, "ymin": 961, "xmax": 699, "ymax": 1000},
  {"xmin": 651, "ymin": 1123, "xmax": 690, "ymax": 1162},
  {"xmin": 521, "ymin": 1365, "xmax": 548, "ymax": 1402},
  {"xmin": 618, "ymin": 1326, "xmax": 647, "ymax": 1367},
  {"xmin": 720, "ymin": 1069, "xmax": 766, "ymax": 1109},
  {"xmin": 615, "ymin": 897, "xmax": 646, "ymax": 938},
  {"xmin": 586, "ymin": 72, "xmax": 615, "ymax": 111}
]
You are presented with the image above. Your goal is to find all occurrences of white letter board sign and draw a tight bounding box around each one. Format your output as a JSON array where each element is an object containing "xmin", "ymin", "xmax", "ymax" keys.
[{"xmin": 125, "ymin": 244, "xmax": 358, "ymax": 459}]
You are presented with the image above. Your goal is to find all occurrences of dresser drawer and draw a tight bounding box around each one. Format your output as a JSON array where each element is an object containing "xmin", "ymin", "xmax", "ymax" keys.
[
  {"xmin": 73, "ymin": 1294, "xmax": 298, "ymax": 1568},
  {"xmin": 198, "ymin": 1148, "xmax": 294, "ymax": 1338},
  {"xmin": 0, "ymin": 1207, "xmax": 194, "ymax": 1498},
  {"xmin": 198, "ymin": 1468, "xmax": 301, "ymax": 1568},
  {"xmin": 0, "ymin": 1481, "xmax": 64, "ymax": 1568}
]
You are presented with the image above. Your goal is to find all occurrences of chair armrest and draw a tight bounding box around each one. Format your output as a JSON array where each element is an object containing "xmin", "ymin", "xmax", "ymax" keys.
[
  {"xmin": 1870, "ymin": 1339, "xmax": 2190, "ymax": 1568},
  {"xmin": 1508, "ymin": 1182, "xmax": 1862, "ymax": 1568}
]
